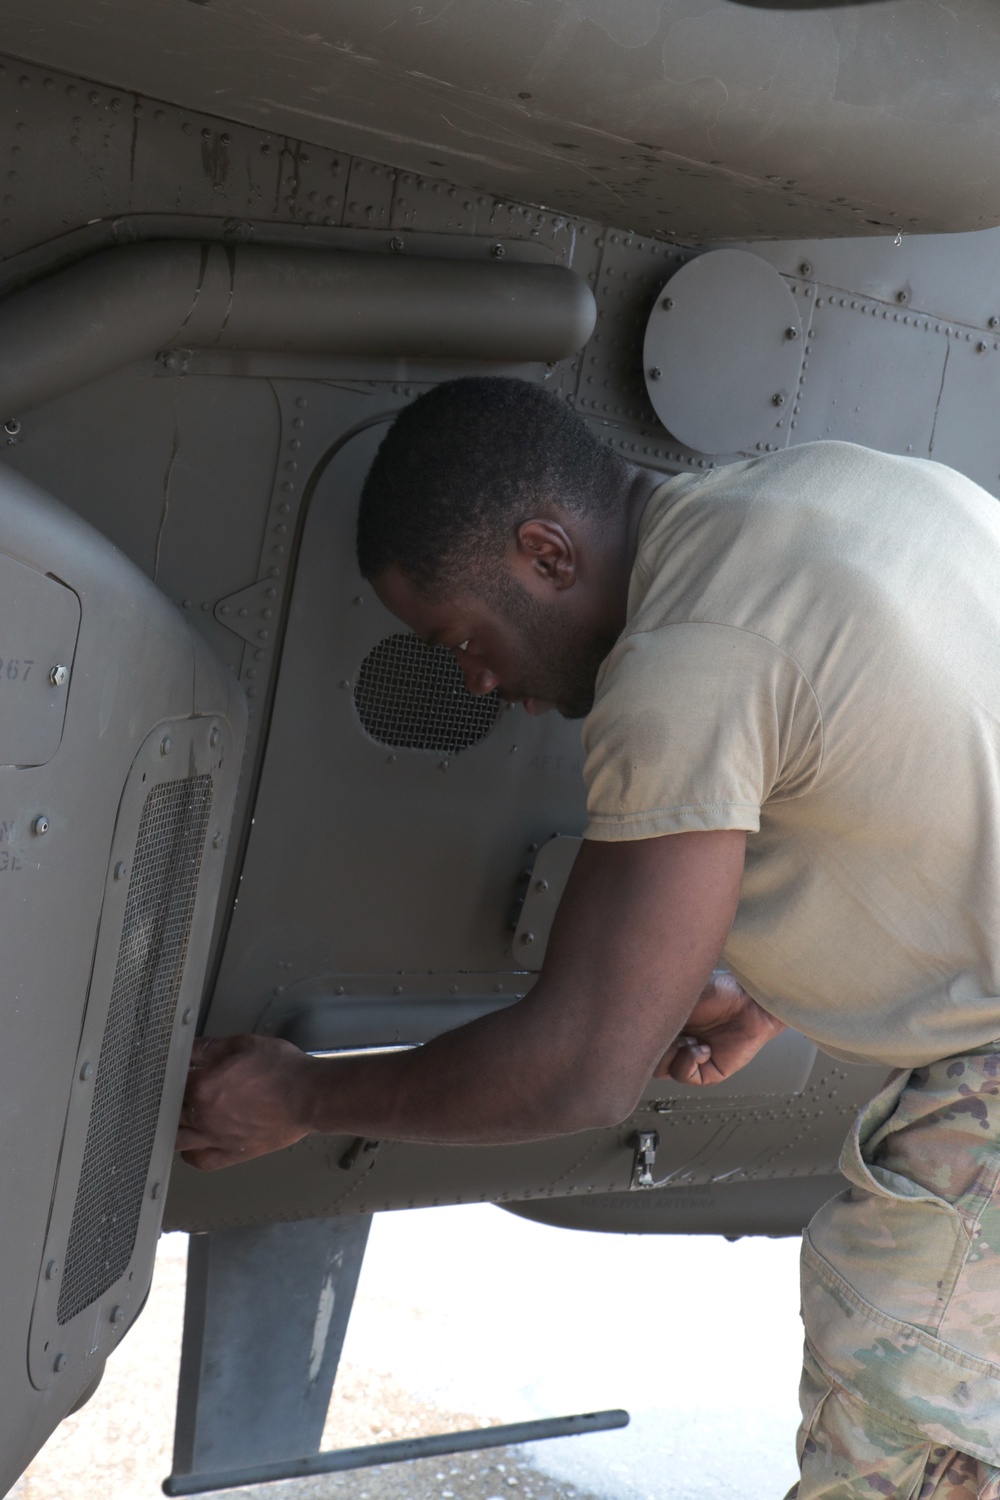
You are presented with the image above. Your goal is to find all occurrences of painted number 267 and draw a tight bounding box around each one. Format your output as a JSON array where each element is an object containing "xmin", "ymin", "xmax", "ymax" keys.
[{"xmin": 0, "ymin": 660, "xmax": 33, "ymax": 682}]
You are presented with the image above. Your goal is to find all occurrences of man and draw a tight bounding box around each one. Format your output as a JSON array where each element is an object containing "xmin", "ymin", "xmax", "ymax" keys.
[{"xmin": 179, "ymin": 376, "xmax": 1000, "ymax": 1499}]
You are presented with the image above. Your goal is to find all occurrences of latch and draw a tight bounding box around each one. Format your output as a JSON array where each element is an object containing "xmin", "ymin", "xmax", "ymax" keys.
[{"xmin": 629, "ymin": 1129, "xmax": 660, "ymax": 1190}]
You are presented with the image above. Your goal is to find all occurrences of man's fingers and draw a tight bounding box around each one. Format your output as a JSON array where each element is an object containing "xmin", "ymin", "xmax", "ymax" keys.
[{"xmin": 668, "ymin": 1042, "xmax": 712, "ymax": 1084}]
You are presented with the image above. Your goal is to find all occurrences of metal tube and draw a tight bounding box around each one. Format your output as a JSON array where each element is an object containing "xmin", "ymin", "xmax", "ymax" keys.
[
  {"xmin": 0, "ymin": 240, "xmax": 596, "ymax": 418},
  {"xmin": 162, "ymin": 1407, "xmax": 630, "ymax": 1496}
]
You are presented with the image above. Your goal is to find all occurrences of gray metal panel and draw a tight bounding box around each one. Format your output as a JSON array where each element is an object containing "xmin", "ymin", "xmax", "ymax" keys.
[
  {"xmin": 173, "ymin": 1217, "xmax": 371, "ymax": 1476},
  {"xmin": 0, "ymin": 465, "xmax": 246, "ymax": 1491},
  {"xmin": 1, "ymin": 2, "xmax": 1000, "ymax": 239},
  {"xmin": 0, "ymin": 554, "xmax": 77, "ymax": 765}
]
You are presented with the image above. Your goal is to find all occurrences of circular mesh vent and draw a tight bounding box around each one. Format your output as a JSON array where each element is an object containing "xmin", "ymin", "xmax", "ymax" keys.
[{"xmin": 353, "ymin": 633, "xmax": 500, "ymax": 754}]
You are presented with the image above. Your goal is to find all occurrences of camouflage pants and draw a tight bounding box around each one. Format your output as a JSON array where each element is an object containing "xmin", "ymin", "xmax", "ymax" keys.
[{"xmin": 789, "ymin": 1043, "xmax": 1000, "ymax": 1498}]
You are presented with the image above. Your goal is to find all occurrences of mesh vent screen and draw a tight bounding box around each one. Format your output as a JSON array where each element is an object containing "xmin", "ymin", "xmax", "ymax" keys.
[
  {"xmin": 353, "ymin": 634, "xmax": 500, "ymax": 754},
  {"xmin": 57, "ymin": 775, "xmax": 213, "ymax": 1325}
]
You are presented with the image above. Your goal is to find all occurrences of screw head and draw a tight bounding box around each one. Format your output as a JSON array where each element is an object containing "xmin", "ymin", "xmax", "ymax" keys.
[
  {"xmin": 990, "ymin": 316, "xmax": 999, "ymax": 330},
  {"xmin": 648, "ymin": 366, "xmax": 662, "ymax": 380},
  {"xmin": 978, "ymin": 340, "xmax": 989, "ymax": 353},
  {"xmin": 160, "ymin": 736, "xmax": 172, "ymax": 755},
  {"xmin": 49, "ymin": 664, "xmax": 68, "ymax": 686},
  {"xmin": 491, "ymin": 242, "xmax": 505, "ymax": 258},
  {"xmin": 784, "ymin": 326, "xmax": 799, "ymax": 340},
  {"xmin": 535, "ymin": 878, "xmax": 549, "ymax": 892},
  {"xmin": 53, "ymin": 1353, "xmax": 66, "ymax": 1373},
  {"xmin": 110, "ymin": 1305, "xmax": 124, "ymax": 1325},
  {"xmin": 114, "ymin": 861, "xmax": 127, "ymax": 880},
  {"xmin": 661, "ymin": 296, "xmax": 673, "ymax": 310},
  {"xmin": 895, "ymin": 290, "xmax": 909, "ymax": 305},
  {"xmin": 520, "ymin": 931, "xmax": 536, "ymax": 945},
  {"xmin": 389, "ymin": 235, "xmax": 404, "ymax": 252},
  {"xmin": 150, "ymin": 1181, "xmax": 162, "ymax": 1200},
  {"xmin": 79, "ymin": 1061, "xmax": 93, "ymax": 1081},
  {"xmin": 798, "ymin": 261, "xmax": 812, "ymax": 277},
  {"xmin": 32, "ymin": 815, "xmax": 49, "ymax": 836},
  {"xmin": 45, "ymin": 1259, "xmax": 58, "ymax": 1280},
  {"xmin": 4, "ymin": 417, "xmax": 20, "ymax": 436},
  {"xmin": 181, "ymin": 1007, "xmax": 193, "ymax": 1025},
  {"xmin": 772, "ymin": 392, "xmax": 786, "ymax": 407}
]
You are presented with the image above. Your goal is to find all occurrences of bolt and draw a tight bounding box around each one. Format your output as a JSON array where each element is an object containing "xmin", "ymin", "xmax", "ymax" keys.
[
  {"xmin": 79, "ymin": 1061, "xmax": 93, "ymax": 1081},
  {"xmin": 772, "ymin": 392, "xmax": 786, "ymax": 407},
  {"xmin": 45, "ymin": 1259, "xmax": 58, "ymax": 1280},
  {"xmin": 53, "ymin": 1353, "xmax": 66, "ymax": 1374},
  {"xmin": 784, "ymin": 326, "xmax": 799, "ymax": 340},
  {"xmin": 491, "ymin": 242, "xmax": 505, "ymax": 258},
  {"xmin": 798, "ymin": 261, "xmax": 812, "ymax": 277},
  {"xmin": 648, "ymin": 367, "xmax": 662, "ymax": 380},
  {"xmin": 110, "ymin": 1305, "xmax": 124, "ymax": 1325},
  {"xmin": 990, "ymin": 316, "xmax": 999, "ymax": 330},
  {"xmin": 209, "ymin": 725, "xmax": 220, "ymax": 748},
  {"xmin": 520, "ymin": 931, "xmax": 536, "ymax": 945},
  {"xmin": 150, "ymin": 1181, "xmax": 161, "ymax": 1200},
  {"xmin": 181, "ymin": 1007, "xmax": 193, "ymax": 1025},
  {"xmin": 114, "ymin": 861, "xmax": 127, "ymax": 880},
  {"xmin": 896, "ymin": 290, "xmax": 908, "ymax": 305},
  {"xmin": 534, "ymin": 878, "xmax": 549, "ymax": 892},
  {"xmin": 389, "ymin": 236, "xmax": 404, "ymax": 252},
  {"xmin": 160, "ymin": 736, "xmax": 172, "ymax": 755},
  {"xmin": 978, "ymin": 340, "xmax": 989, "ymax": 353},
  {"xmin": 661, "ymin": 297, "xmax": 673, "ymax": 310},
  {"xmin": 32, "ymin": 815, "xmax": 49, "ymax": 836},
  {"xmin": 49, "ymin": 664, "xmax": 68, "ymax": 686}
]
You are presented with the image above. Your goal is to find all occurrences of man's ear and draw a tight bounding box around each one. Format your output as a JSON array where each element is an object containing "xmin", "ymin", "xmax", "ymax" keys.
[{"xmin": 512, "ymin": 519, "xmax": 577, "ymax": 592}]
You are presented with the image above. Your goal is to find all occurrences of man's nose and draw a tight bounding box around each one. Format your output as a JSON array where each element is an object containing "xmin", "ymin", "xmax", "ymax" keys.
[{"xmin": 457, "ymin": 656, "xmax": 500, "ymax": 696}]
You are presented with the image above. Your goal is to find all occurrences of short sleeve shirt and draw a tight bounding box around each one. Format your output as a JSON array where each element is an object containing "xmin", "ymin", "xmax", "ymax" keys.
[{"xmin": 582, "ymin": 441, "xmax": 1000, "ymax": 1068}]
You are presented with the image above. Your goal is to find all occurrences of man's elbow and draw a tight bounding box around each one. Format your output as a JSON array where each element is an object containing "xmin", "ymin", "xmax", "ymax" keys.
[{"xmin": 542, "ymin": 1066, "xmax": 645, "ymax": 1136}]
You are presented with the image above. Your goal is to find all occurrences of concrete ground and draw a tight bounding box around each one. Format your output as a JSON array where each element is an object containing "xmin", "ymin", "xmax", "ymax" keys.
[{"xmin": 11, "ymin": 1205, "xmax": 804, "ymax": 1500}]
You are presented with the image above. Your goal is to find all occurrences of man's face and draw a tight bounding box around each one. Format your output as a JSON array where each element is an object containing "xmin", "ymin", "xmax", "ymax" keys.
[{"xmin": 374, "ymin": 564, "xmax": 613, "ymax": 719}]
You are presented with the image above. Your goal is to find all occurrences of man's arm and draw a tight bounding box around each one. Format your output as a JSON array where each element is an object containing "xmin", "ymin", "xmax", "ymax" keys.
[{"xmin": 178, "ymin": 828, "xmax": 746, "ymax": 1170}]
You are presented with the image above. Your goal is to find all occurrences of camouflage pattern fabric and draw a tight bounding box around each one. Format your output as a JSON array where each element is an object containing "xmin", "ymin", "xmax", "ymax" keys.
[{"xmin": 790, "ymin": 1043, "xmax": 1000, "ymax": 1497}]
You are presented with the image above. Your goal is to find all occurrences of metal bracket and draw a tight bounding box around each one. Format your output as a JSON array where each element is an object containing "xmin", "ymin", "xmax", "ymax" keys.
[
  {"xmin": 630, "ymin": 1129, "xmax": 660, "ymax": 1190},
  {"xmin": 213, "ymin": 580, "xmax": 279, "ymax": 647}
]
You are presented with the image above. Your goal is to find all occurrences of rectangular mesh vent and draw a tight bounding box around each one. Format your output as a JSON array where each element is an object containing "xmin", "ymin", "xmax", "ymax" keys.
[{"xmin": 57, "ymin": 775, "xmax": 213, "ymax": 1325}]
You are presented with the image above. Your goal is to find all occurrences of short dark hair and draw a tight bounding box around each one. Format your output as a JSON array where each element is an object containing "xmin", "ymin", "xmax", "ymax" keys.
[{"xmin": 356, "ymin": 376, "xmax": 630, "ymax": 594}]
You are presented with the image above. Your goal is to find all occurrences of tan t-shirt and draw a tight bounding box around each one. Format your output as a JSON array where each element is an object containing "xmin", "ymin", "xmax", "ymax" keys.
[{"xmin": 582, "ymin": 440, "xmax": 1000, "ymax": 1068}]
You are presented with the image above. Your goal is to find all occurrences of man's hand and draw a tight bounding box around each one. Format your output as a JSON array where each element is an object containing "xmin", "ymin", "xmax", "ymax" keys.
[
  {"xmin": 653, "ymin": 972, "xmax": 785, "ymax": 1086},
  {"xmin": 177, "ymin": 1034, "xmax": 319, "ymax": 1171}
]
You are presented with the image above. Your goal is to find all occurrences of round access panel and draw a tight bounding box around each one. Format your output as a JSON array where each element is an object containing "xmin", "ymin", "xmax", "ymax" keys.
[{"xmin": 642, "ymin": 249, "xmax": 803, "ymax": 456}]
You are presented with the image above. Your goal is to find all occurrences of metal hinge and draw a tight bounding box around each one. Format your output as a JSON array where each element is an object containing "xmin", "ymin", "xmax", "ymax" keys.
[{"xmin": 629, "ymin": 1129, "xmax": 660, "ymax": 1190}]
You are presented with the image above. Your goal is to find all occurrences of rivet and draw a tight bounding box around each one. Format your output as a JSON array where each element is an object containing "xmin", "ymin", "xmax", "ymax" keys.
[
  {"xmin": 150, "ymin": 1181, "xmax": 161, "ymax": 1200},
  {"xmin": 340, "ymin": 679, "xmax": 351, "ymax": 689},
  {"xmin": 784, "ymin": 326, "xmax": 798, "ymax": 340},
  {"xmin": 798, "ymin": 261, "xmax": 812, "ymax": 277},
  {"xmin": 110, "ymin": 1306, "xmax": 124, "ymax": 1325},
  {"xmin": 978, "ymin": 341, "xmax": 988, "ymax": 353},
  {"xmin": 160, "ymin": 736, "xmax": 172, "ymax": 755},
  {"xmin": 535, "ymin": 879, "xmax": 549, "ymax": 892},
  {"xmin": 45, "ymin": 1259, "xmax": 58, "ymax": 1280},
  {"xmin": 32, "ymin": 815, "xmax": 49, "ymax": 836},
  {"xmin": 648, "ymin": 367, "xmax": 662, "ymax": 380},
  {"xmin": 520, "ymin": 932, "xmax": 535, "ymax": 944},
  {"xmin": 53, "ymin": 1353, "xmax": 66, "ymax": 1374},
  {"xmin": 772, "ymin": 392, "xmax": 786, "ymax": 407},
  {"xmin": 439, "ymin": 759, "xmax": 449, "ymax": 770},
  {"xmin": 990, "ymin": 316, "xmax": 1000, "ymax": 330},
  {"xmin": 209, "ymin": 725, "xmax": 220, "ymax": 748},
  {"xmin": 181, "ymin": 1007, "xmax": 193, "ymax": 1025},
  {"xmin": 661, "ymin": 297, "xmax": 673, "ymax": 310},
  {"xmin": 386, "ymin": 754, "xmax": 397, "ymax": 763},
  {"xmin": 79, "ymin": 1061, "xmax": 93, "ymax": 1081}
]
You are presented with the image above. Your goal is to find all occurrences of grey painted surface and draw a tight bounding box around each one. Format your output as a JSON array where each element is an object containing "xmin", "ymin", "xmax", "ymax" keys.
[{"xmin": 0, "ymin": 2, "xmax": 998, "ymax": 240}]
